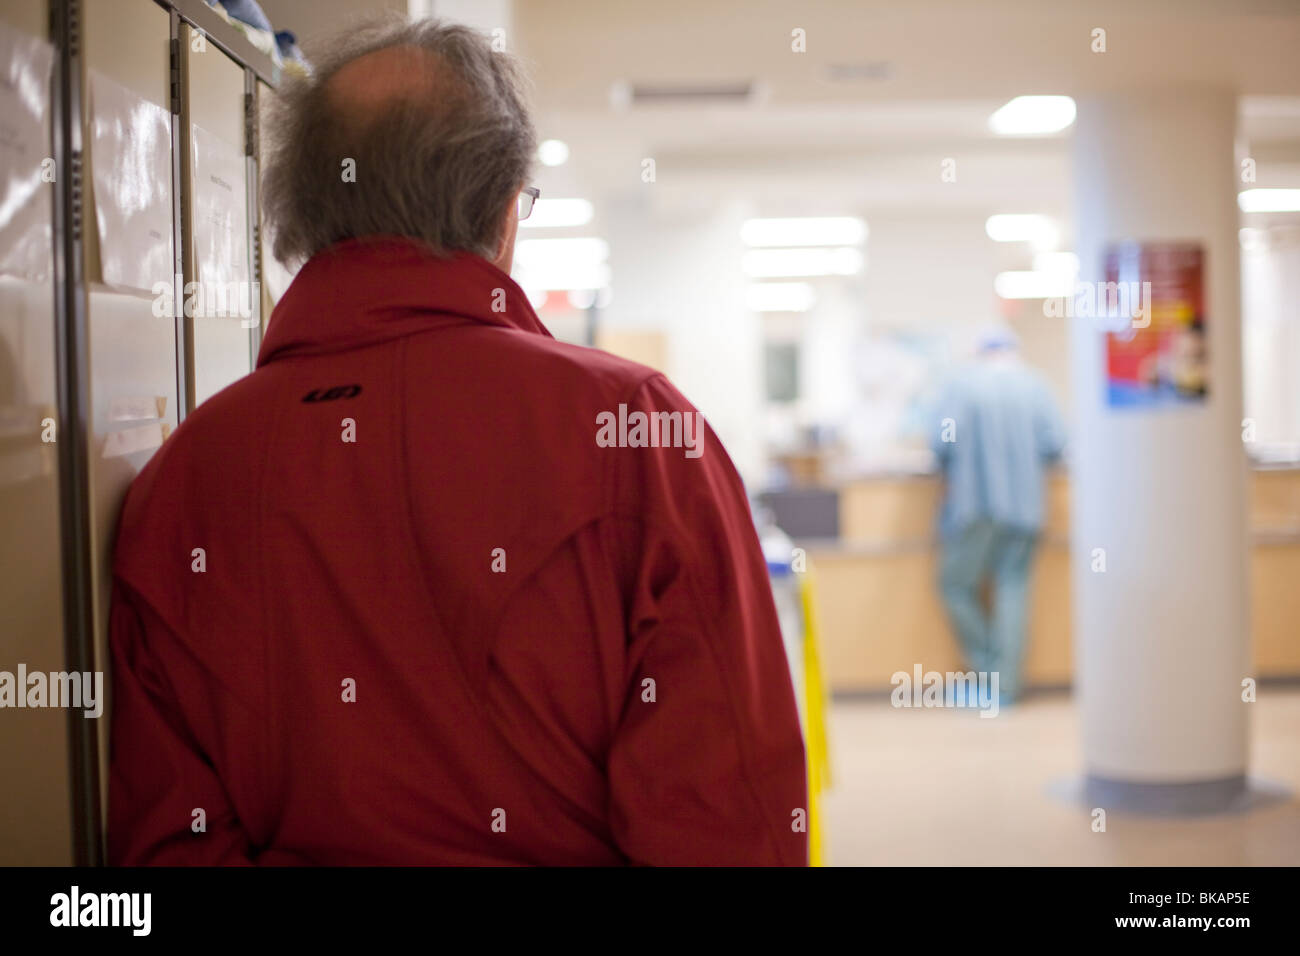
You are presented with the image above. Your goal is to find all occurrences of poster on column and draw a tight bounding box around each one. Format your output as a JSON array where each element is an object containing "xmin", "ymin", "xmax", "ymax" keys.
[
  {"xmin": 189, "ymin": 123, "xmax": 251, "ymax": 326},
  {"xmin": 0, "ymin": 21, "xmax": 54, "ymax": 281},
  {"xmin": 1104, "ymin": 241, "xmax": 1207, "ymax": 408},
  {"xmin": 89, "ymin": 70, "xmax": 174, "ymax": 293}
]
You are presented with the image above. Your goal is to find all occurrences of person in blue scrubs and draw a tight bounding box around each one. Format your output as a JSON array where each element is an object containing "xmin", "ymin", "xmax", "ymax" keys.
[{"xmin": 930, "ymin": 326, "xmax": 1066, "ymax": 705}]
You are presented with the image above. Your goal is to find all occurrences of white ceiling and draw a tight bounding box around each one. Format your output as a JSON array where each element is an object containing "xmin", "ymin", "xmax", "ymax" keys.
[
  {"xmin": 509, "ymin": 0, "xmax": 1300, "ymax": 228},
  {"xmin": 256, "ymin": 0, "xmax": 1300, "ymax": 223},
  {"xmin": 515, "ymin": 0, "xmax": 1300, "ymax": 106}
]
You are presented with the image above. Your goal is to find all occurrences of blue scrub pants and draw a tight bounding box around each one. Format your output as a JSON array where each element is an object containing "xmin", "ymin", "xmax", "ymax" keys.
[{"xmin": 938, "ymin": 519, "xmax": 1039, "ymax": 702}]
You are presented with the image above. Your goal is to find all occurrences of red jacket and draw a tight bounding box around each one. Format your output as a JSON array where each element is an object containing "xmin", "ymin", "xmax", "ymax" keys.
[{"xmin": 108, "ymin": 237, "xmax": 807, "ymax": 865}]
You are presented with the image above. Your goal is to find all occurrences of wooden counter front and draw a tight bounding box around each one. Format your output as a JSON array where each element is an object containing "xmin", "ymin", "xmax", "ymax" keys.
[{"xmin": 807, "ymin": 470, "xmax": 1300, "ymax": 693}]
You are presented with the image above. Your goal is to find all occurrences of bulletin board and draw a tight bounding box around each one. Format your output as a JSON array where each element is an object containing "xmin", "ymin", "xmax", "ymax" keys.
[
  {"xmin": 182, "ymin": 20, "xmax": 255, "ymax": 409},
  {"xmin": 7, "ymin": 0, "xmax": 278, "ymax": 865},
  {"xmin": 82, "ymin": 0, "xmax": 182, "ymax": 858}
]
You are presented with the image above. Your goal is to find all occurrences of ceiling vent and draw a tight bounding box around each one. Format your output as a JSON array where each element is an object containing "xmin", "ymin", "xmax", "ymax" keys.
[
  {"xmin": 610, "ymin": 81, "xmax": 760, "ymax": 108},
  {"xmin": 825, "ymin": 61, "xmax": 894, "ymax": 83}
]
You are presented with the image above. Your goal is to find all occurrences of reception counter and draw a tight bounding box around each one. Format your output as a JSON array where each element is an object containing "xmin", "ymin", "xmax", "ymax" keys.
[{"xmin": 789, "ymin": 468, "xmax": 1300, "ymax": 693}]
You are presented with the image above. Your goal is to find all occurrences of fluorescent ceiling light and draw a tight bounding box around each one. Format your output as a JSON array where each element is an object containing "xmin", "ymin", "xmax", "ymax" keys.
[
  {"xmin": 742, "ymin": 247, "xmax": 864, "ymax": 278},
  {"xmin": 515, "ymin": 237, "xmax": 608, "ymax": 264},
  {"xmin": 514, "ymin": 237, "xmax": 610, "ymax": 290},
  {"xmin": 985, "ymin": 213, "xmax": 1059, "ymax": 246},
  {"xmin": 516, "ymin": 262, "xmax": 612, "ymax": 291},
  {"xmin": 746, "ymin": 282, "xmax": 817, "ymax": 313},
  {"xmin": 519, "ymin": 198, "xmax": 594, "ymax": 229},
  {"xmin": 1238, "ymin": 188, "xmax": 1300, "ymax": 213},
  {"xmin": 567, "ymin": 289, "xmax": 597, "ymax": 309},
  {"xmin": 563, "ymin": 288, "xmax": 615, "ymax": 310},
  {"xmin": 989, "ymin": 96, "xmax": 1076, "ymax": 135},
  {"xmin": 740, "ymin": 217, "xmax": 867, "ymax": 247},
  {"xmin": 537, "ymin": 139, "xmax": 570, "ymax": 166},
  {"xmin": 1239, "ymin": 227, "xmax": 1268, "ymax": 252},
  {"xmin": 994, "ymin": 270, "xmax": 1074, "ymax": 299}
]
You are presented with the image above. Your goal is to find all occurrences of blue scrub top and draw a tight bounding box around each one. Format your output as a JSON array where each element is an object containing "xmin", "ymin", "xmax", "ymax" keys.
[{"xmin": 930, "ymin": 357, "xmax": 1066, "ymax": 537}]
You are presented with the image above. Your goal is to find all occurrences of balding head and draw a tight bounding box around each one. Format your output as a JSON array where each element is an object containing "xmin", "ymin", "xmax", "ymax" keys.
[
  {"xmin": 324, "ymin": 44, "xmax": 461, "ymax": 129},
  {"xmin": 262, "ymin": 17, "xmax": 536, "ymax": 266}
]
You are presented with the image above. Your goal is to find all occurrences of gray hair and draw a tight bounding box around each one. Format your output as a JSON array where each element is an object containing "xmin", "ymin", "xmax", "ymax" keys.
[{"xmin": 262, "ymin": 16, "xmax": 536, "ymax": 266}]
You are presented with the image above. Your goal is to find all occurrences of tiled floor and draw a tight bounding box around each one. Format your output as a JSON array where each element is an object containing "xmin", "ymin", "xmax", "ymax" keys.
[{"xmin": 821, "ymin": 689, "xmax": 1300, "ymax": 866}]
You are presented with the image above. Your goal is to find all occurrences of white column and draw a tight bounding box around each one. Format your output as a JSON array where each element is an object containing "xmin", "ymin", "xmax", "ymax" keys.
[{"xmin": 1069, "ymin": 91, "xmax": 1251, "ymax": 812}]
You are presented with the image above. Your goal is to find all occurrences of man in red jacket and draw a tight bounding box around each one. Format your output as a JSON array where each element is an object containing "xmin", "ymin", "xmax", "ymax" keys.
[{"xmin": 108, "ymin": 17, "xmax": 807, "ymax": 865}]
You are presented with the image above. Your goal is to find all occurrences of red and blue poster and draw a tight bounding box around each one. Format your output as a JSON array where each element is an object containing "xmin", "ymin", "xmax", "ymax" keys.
[{"xmin": 1104, "ymin": 242, "xmax": 1207, "ymax": 408}]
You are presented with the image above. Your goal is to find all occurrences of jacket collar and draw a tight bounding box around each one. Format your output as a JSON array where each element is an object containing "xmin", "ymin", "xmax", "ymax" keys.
[{"xmin": 258, "ymin": 236, "xmax": 552, "ymax": 366}]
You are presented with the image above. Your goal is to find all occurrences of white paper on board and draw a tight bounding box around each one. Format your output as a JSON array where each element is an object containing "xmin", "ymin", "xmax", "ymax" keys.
[
  {"xmin": 0, "ymin": 21, "xmax": 55, "ymax": 282},
  {"xmin": 0, "ymin": 444, "xmax": 53, "ymax": 487},
  {"xmin": 0, "ymin": 402, "xmax": 52, "ymax": 439},
  {"xmin": 107, "ymin": 394, "xmax": 167, "ymax": 422},
  {"xmin": 89, "ymin": 70, "xmax": 174, "ymax": 294},
  {"xmin": 190, "ymin": 122, "xmax": 251, "ymax": 319},
  {"xmin": 101, "ymin": 421, "xmax": 170, "ymax": 459}
]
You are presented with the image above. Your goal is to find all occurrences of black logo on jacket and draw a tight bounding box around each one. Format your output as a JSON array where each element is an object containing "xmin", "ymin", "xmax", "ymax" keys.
[{"xmin": 302, "ymin": 385, "xmax": 362, "ymax": 403}]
